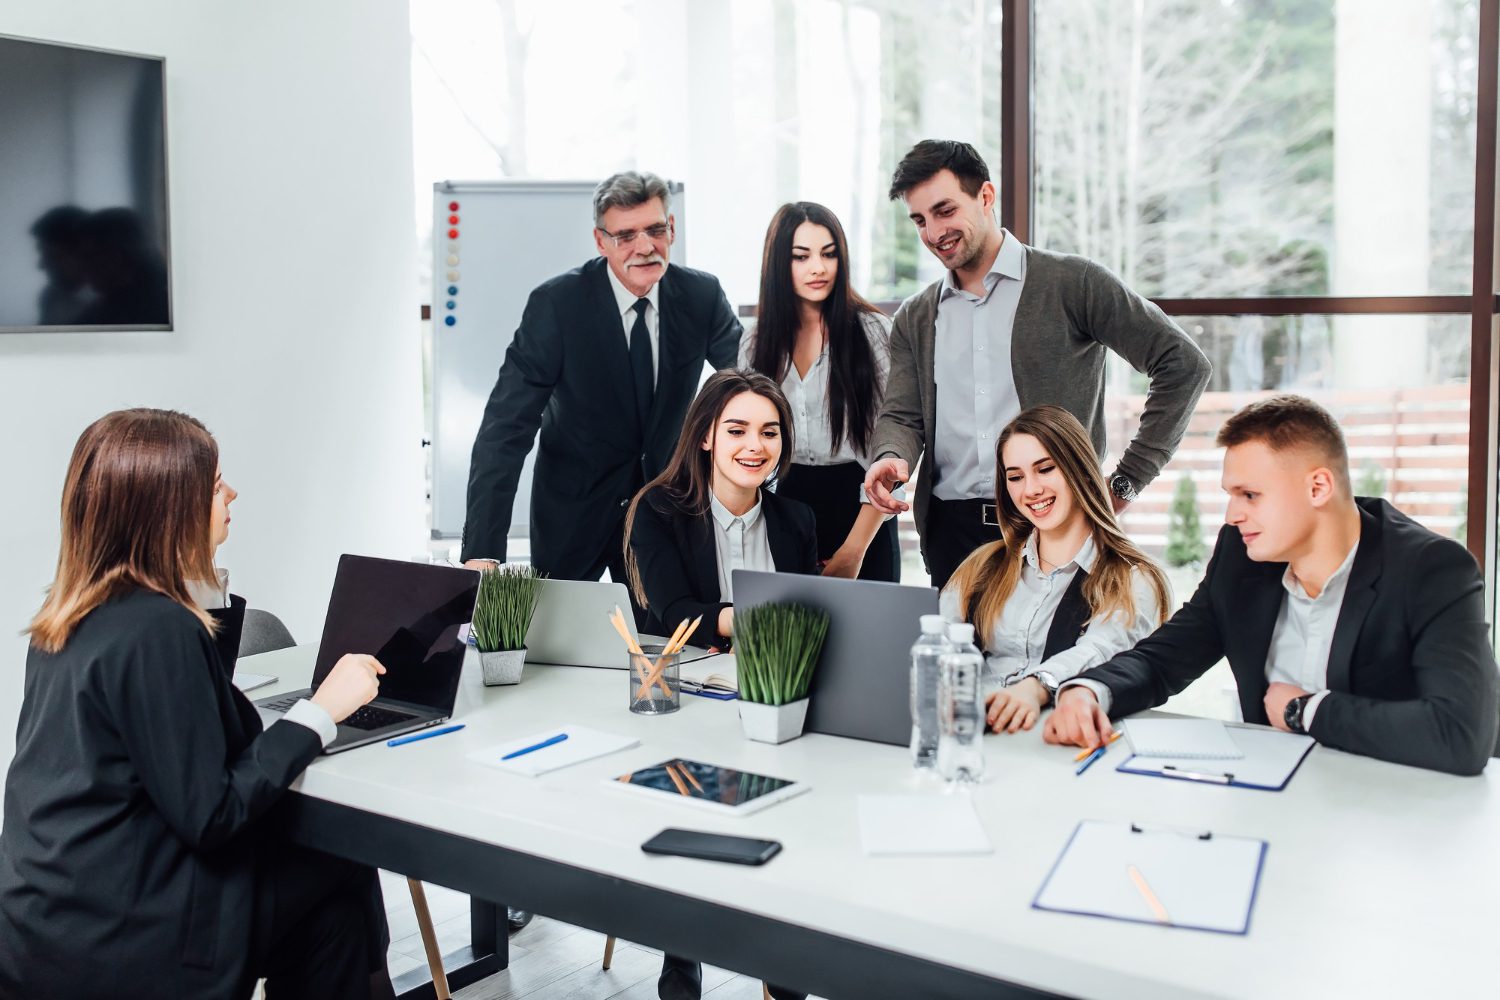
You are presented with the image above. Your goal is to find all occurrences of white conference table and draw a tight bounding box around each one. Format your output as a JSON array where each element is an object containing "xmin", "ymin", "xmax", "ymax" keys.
[{"xmin": 245, "ymin": 645, "xmax": 1498, "ymax": 1000}]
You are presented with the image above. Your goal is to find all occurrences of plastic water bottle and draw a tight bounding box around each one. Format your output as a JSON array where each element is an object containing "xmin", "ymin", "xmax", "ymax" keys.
[
  {"xmin": 938, "ymin": 622, "xmax": 986, "ymax": 783},
  {"xmin": 909, "ymin": 614, "xmax": 949, "ymax": 769}
]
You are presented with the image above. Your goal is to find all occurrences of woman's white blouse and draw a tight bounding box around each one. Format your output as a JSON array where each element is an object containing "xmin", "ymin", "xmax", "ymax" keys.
[
  {"xmin": 938, "ymin": 534, "xmax": 1167, "ymax": 692},
  {"xmin": 738, "ymin": 310, "xmax": 892, "ymax": 467}
]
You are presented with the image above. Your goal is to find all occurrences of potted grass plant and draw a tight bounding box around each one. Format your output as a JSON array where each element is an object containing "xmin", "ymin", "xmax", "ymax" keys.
[
  {"xmin": 471, "ymin": 564, "xmax": 544, "ymax": 686},
  {"xmin": 733, "ymin": 602, "xmax": 830, "ymax": 744}
]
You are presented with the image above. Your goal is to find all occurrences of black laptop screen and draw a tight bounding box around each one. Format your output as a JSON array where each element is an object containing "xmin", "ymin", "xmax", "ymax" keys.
[{"xmin": 310, "ymin": 555, "xmax": 480, "ymax": 712}]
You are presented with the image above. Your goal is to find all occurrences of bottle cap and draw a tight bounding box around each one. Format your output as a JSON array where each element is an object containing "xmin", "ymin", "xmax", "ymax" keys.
[
  {"xmin": 920, "ymin": 614, "xmax": 946, "ymax": 634},
  {"xmin": 946, "ymin": 622, "xmax": 975, "ymax": 643}
]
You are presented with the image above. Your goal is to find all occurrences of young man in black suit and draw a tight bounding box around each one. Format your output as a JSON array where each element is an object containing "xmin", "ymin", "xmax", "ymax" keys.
[
  {"xmin": 1046, "ymin": 395, "xmax": 1497, "ymax": 776},
  {"xmin": 462, "ymin": 171, "xmax": 742, "ymax": 585}
]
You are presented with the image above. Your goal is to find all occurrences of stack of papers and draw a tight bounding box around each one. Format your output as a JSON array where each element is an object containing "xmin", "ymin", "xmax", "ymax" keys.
[
  {"xmin": 1122, "ymin": 719, "xmax": 1244, "ymax": 759},
  {"xmin": 857, "ymin": 794, "xmax": 993, "ymax": 856},
  {"xmin": 467, "ymin": 724, "xmax": 638, "ymax": 777}
]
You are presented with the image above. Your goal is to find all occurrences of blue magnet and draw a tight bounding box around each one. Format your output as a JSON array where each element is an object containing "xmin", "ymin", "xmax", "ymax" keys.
[{"xmin": 444, "ymin": 316, "xmax": 456, "ymax": 326}]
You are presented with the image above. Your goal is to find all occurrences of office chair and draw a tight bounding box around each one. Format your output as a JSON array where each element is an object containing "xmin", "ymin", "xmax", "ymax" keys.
[{"xmin": 238, "ymin": 608, "xmax": 452, "ymax": 998}]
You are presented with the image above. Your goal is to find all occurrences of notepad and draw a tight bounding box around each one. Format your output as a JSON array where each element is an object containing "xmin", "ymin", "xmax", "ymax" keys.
[
  {"xmin": 1033, "ymin": 820, "xmax": 1266, "ymax": 934},
  {"xmin": 232, "ymin": 672, "xmax": 276, "ymax": 693},
  {"xmin": 856, "ymin": 794, "xmax": 993, "ymax": 856},
  {"xmin": 1120, "ymin": 727, "xmax": 1314, "ymax": 790},
  {"xmin": 1122, "ymin": 719, "xmax": 1243, "ymax": 760},
  {"xmin": 467, "ymin": 724, "xmax": 639, "ymax": 777}
]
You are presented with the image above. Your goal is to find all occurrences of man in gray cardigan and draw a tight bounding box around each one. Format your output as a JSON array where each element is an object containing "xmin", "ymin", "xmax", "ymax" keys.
[{"xmin": 864, "ymin": 140, "xmax": 1211, "ymax": 589}]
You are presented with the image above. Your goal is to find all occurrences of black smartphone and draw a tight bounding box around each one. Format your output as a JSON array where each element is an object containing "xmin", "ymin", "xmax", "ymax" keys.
[{"xmin": 641, "ymin": 828, "xmax": 783, "ymax": 866}]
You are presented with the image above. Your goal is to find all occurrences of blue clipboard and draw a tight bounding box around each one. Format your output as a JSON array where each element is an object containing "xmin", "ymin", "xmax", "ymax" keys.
[
  {"xmin": 1032, "ymin": 820, "xmax": 1268, "ymax": 935},
  {"xmin": 1116, "ymin": 726, "xmax": 1315, "ymax": 791}
]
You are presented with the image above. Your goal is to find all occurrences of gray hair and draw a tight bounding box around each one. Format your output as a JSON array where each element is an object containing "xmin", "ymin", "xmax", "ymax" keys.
[{"xmin": 593, "ymin": 171, "xmax": 671, "ymax": 226}]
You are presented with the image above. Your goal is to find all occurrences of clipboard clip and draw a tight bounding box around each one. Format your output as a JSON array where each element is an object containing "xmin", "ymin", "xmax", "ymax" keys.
[
  {"xmin": 1130, "ymin": 821, "xmax": 1213, "ymax": 841},
  {"xmin": 1160, "ymin": 764, "xmax": 1234, "ymax": 785}
]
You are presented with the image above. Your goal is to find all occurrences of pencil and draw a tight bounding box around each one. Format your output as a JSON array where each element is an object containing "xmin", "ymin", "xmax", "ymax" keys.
[
  {"xmin": 1127, "ymin": 864, "xmax": 1171, "ymax": 925},
  {"xmin": 664, "ymin": 763, "xmax": 691, "ymax": 796},
  {"xmin": 608, "ymin": 607, "xmax": 644, "ymax": 655},
  {"xmin": 1073, "ymin": 729, "xmax": 1123, "ymax": 762},
  {"xmin": 1075, "ymin": 744, "xmax": 1106, "ymax": 775}
]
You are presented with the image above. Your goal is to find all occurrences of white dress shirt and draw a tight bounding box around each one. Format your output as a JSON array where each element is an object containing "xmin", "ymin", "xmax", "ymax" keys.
[
  {"xmin": 931, "ymin": 230, "xmax": 1026, "ymax": 501},
  {"xmin": 738, "ymin": 311, "xmax": 893, "ymax": 466},
  {"xmin": 605, "ymin": 261, "xmax": 663, "ymax": 386},
  {"xmin": 939, "ymin": 534, "xmax": 1165, "ymax": 694},
  {"xmin": 1064, "ymin": 541, "xmax": 1359, "ymax": 730},
  {"xmin": 709, "ymin": 491, "xmax": 775, "ymax": 601}
]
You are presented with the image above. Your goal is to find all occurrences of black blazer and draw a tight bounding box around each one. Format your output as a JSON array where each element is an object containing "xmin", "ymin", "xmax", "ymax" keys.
[
  {"xmin": 0, "ymin": 590, "xmax": 322, "ymax": 998},
  {"xmin": 462, "ymin": 257, "xmax": 743, "ymax": 577},
  {"xmin": 628, "ymin": 486, "xmax": 819, "ymax": 649},
  {"xmin": 1079, "ymin": 498, "xmax": 1498, "ymax": 776}
]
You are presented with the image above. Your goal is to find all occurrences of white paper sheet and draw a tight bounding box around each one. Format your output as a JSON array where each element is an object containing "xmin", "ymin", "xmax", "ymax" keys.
[
  {"xmin": 857, "ymin": 793, "xmax": 994, "ymax": 856},
  {"xmin": 467, "ymin": 724, "xmax": 639, "ymax": 777},
  {"xmin": 231, "ymin": 672, "xmax": 276, "ymax": 693}
]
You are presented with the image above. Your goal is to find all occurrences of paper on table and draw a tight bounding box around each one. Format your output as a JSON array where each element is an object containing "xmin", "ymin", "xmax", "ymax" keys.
[
  {"xmin": 857, "ymin": 794, "xmax": 993, "ymax": 856},
  {"xmin": 1121, "ymin": 727, "xmax": 1314, "ymax": 790},
  {"xmin": 232, "ymin": 672, "xmax": 277, "ymax": 693},
  {"xmin": 1122, "ymin": 719, "xmax": 1244, "ymax": 759},
  {"xmin": 1033, "ymin": 820, "xmax": 1266, "ymax": 934},
  {"xmin": 467, "ymin": 724, "xmax": 639, "ymax": 777}
]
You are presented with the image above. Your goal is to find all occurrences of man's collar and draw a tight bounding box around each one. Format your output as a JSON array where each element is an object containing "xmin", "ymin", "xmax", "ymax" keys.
[
  {"xmin": 940, "ymin": 228, "xmax": 1024, "ymax": 298},
  {"xmin": 604, "ymin": 259, "xmax": 664, "ymax": 316}
]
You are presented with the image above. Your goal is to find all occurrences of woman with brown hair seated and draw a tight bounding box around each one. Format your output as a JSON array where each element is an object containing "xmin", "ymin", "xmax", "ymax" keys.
[{"xmin": 0, "ymin": 408, "xmax": 395, "ymax": 1000}]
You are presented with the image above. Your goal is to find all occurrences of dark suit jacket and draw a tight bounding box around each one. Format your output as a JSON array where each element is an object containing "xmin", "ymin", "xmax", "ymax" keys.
[
  {"xmin": 1078, "ymin": 498, "xmax": 1498, "ymax": 776},
  {"xmin": 462, "ymin": 257, "xmax": 743, "ymax": 577},
  {"xmin": 627, "ymin": 486, "xmax": 819, "ymax": 649},
  {"xmin": 0, "ymin": 590, "xmax": 323, "ymax": 998}
]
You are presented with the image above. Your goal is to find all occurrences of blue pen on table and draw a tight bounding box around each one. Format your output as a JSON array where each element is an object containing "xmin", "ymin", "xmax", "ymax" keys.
[
  {"xmin": 501, "ymin": 733, "xmax": 569, "ymax": 760},
  {"xmin": 1075, "ymin": 743, "xmax": 1108, "ymax": 775},
  {"xmin": 387, "ymin": 724, "xmax": 465, "ymax": 747}
]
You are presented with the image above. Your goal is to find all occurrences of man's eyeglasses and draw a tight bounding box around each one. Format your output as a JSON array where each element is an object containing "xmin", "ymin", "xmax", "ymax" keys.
[{"xmin": 597, "ymin": 222, "xmax": 672, "ymax": 248}]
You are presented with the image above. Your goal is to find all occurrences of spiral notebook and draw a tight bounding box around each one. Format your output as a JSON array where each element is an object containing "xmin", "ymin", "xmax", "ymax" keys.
[{"xmin": 1122, "ymin": 719, "xmax": 1243, "ymax": 760}]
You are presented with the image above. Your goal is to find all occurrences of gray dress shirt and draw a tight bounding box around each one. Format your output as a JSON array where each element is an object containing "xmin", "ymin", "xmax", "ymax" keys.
[
  {"xmin": 931, "ymin": 231, "xmax": 1026, "ymax": 501},
  {"xmin": 709, "ymin": 491, "xmax": 774, "ymax": 601}
]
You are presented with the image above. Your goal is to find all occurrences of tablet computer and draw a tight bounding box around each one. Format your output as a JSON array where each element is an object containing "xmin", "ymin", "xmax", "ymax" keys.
[{"xmin": 606, "ymin": 758, "xmax": 809, "ymax": 817}]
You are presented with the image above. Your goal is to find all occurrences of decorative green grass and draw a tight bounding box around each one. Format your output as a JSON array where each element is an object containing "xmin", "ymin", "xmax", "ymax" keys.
[
  {"xmin": 471, "ymin": 564, "xmax": 545, "ymax": 653},
  {"xmin": 734, "ymin": 602, "xmax": 830, "ymax": 706}
]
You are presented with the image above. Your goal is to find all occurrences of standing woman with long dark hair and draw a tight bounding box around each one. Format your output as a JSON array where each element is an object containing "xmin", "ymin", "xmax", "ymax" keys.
[
  {"xmin": 0, "ymin": 408, "xmax": 394, "ymax": 1000},
  {"xmin": 741, "ymin": 201, "xmax": 900, "ymax": 581}
]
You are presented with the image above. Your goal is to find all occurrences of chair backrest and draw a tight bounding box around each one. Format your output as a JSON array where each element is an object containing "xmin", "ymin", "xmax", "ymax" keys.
[{"xmin": 239, "ymin": 608, "xmax": 296, "ymax": 658}]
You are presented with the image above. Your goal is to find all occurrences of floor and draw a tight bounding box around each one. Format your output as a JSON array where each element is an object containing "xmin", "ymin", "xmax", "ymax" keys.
[{"xmin": 379, "ymin": 872, "xmax": 798, "ymax": 1000}]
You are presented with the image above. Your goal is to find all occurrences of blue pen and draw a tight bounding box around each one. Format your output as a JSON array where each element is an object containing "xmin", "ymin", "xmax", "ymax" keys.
[
  {"xmin": 501, "ymin": 733, "xmax": 569, "ymax": 760},
  {"xmin": 387, "ymin": 723, "xmax": 465, "ymax": 747},
  {"xmin": 1075, "ymin": 744, "xmax": 1107, "ymax": 775}
]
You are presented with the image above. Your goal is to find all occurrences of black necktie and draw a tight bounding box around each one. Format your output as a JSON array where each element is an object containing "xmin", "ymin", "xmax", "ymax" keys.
[{"xmin": 630, "ymin": 298, "xmax": 654, "ymax": 424}]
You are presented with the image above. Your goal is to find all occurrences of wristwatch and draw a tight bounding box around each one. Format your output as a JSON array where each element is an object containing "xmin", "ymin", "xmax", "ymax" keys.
[
  {"xmin": 1284, "ymin": 693, "xmax": 1312, "ymax": 734},
  {"xmin": 1030, "ymin": 670, "xmax": 1061, "ymax": 706},
  {"xmin": 1109, "ymin": 474, "xmax": 1139, "ymax": 504}
]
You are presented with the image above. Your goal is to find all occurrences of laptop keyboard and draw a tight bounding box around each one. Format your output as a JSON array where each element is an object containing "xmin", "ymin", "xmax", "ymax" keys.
[
  {"xmin": 341, "ymin": 704, "xmax": 418, "ymax": 731},
  {"xmin": 259, "ymin": 696, "xmax": 301, "ymax": 713}
]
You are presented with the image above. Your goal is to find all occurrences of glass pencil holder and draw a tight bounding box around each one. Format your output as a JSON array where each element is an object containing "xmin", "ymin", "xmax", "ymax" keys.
[{"xmin": 629, "ymin": 645, "xmax": 681, "ymax": 715}]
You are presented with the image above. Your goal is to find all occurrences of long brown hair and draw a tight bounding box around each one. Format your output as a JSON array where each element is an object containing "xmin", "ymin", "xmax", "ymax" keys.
[
  {"xmin": 27, "ymin": 408, "xmax": 220, "ymax": 653},
  {"xmin": 624, "ymin": 369, "xmax": 795, "ymax": 607},
  {"xmin": 947, "ymin": 405, "xmax": 1170, "ymax": 646},
  {"xmin": 747, "ymin": 202, "xmax": 883, "ymax": 455}
]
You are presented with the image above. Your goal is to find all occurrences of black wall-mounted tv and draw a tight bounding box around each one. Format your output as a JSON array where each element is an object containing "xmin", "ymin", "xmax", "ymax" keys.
[{"xmin": 0, "ymin": 35, "xmax": 171, "ymax": 332}]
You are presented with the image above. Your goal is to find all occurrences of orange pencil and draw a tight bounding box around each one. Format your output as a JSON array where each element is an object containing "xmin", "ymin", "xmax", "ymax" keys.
[{"xmin": 1073, "ymin": 729, "xmax": 1122, "ymax": 762}]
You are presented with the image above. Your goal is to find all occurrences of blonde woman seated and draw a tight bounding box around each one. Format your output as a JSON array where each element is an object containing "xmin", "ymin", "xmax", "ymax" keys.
[{"xmin": 939, "ymin": 405, "xmax": 1170, "ymax": 733}]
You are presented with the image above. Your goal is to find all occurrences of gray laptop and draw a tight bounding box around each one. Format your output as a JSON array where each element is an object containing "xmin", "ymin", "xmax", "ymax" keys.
[
  {"xmin": 732, "ymin": 570, "xmax": 939, "ymax": 746},
  {"xmin": 524, "ymin": 578, "xmax": 718, "ymax": 668},
  {"xmin": 256, "ymin": 554, "xmax": 480, "ymax": 753}
]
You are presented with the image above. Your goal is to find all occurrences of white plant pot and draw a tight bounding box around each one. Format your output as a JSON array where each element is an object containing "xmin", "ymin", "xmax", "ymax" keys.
[
  {"xmin": 738, "ymin": 697, "xmax": 809, "ymax": 744},
  {"xmin": 479, "ymin": 647, "xmax": 526, "ymax": 686}
]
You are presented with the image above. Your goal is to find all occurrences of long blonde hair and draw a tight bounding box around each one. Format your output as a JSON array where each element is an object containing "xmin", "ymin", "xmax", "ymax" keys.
[
  {"xmin": 947, "ymin": 405, "xmax": 1169, "ymax": 647},
  {"xmin": 27, "ymin": 408, "xmax": 220, "ymax": 653}
]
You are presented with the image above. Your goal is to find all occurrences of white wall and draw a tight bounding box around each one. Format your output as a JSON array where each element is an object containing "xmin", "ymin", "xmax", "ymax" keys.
[{"xmin": 0, "ymin": 0, "xmax": 425, "ymax": 760}]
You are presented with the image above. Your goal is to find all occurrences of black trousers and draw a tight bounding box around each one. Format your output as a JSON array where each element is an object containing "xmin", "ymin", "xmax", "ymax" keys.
[
  {"xmin": 924, "ymin": 496, "xmax": 1003, "ymax": 591},
  {"xmin": 247, "ymin": 844, "xmax": 392, "ymax": 1000},
  {"xmin": 777, "ymin": 462, "xmax": 900, "ymax": 583}
]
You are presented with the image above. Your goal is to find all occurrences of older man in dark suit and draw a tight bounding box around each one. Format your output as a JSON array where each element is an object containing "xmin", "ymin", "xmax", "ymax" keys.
[{"xmin": 462, "ymin": 171, "xmax": 742, "ymax": 585}]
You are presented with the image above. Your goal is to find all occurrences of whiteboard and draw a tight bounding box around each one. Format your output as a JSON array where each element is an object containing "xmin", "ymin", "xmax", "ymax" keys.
[{"xmin": 430, "ymin": 179, "xmax": 689, "ymax": 540}]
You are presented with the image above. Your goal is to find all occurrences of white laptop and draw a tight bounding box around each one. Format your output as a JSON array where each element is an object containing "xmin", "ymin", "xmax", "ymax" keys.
[{"xmin": 524, "ymin": 578, "xmax": 718, "ymax": 668}]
